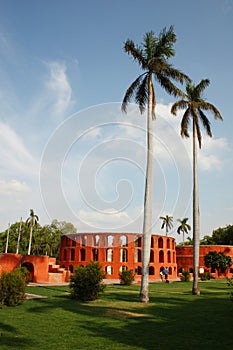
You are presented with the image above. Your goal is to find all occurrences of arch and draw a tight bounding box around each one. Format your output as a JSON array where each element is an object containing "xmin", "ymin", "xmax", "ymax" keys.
[
  {"xmin": 168, "ymin": 267, "xmax": 172, "ymax": 275},
  {"xmin": 189, "ymin": 268, "xmax": 194, "ymax": 273},
  {"xmin": 92, "ymin": 249, "xmax": 98, "ymax": 261},
  {"xmin": 150, "ymin": 250, "xmax": 154, "ymax": 263},
  {"xmin": 135, "ymin": 266, "xmax": 142, "ymax": 275},
  {"xmin": 134, "ymin": 236, "xmax": 142, "ymax": 247},
  {"xmin": 158, "ymin": 237, "xmax": 163, "ymax": 249},
  {"xmin": 107, "ymin": 235, "xmax": 114, "ymax": 247},
  {"xmin": 21, "ymin": 262, "xmax": 34, "ymax": 281},
  {"xmin": 149, "ymin": 266, "xmax": 155, "ymax": 275},
  {"xmin": 173, "ymin": 252, "xmax": 175, "ymax": 263},
  {"xmin": 167, "ymin": 238, "xmax": 170, "ymax": 249},
  {"xmin": 120, "ymin": 248, "xmax": 128, "ymax": 262},
  {"xmin": 71, "ymin": 249, "xmax": 75, "ymax": 261},
  {"xmin": 159, "ymin": 250, "xmax": 164, "ymax": 263},
  {"xmin": 80, "ymin": 248, "xmax": 86, "ymax": 261},
  {"xmin": 134, "ymin": 249, "xmax": 142, "ymax": 263},
  {"xmin": 151, "ymin": 236, "xmax": 154, "ymax": 248},
  {"xmin": 119, "ymin": 265, "xmax": 127, "ymax": 272},
  {"xmin": 94, "ymin": 234, "xmax": 100, "ymax": 246},
  {"xmin": 120, "ymin": 235, "xmax": 128, "ymax": 247},
  {"xmin": 167, "ymin": 250, "xmax": 171, "ymax": 263},
  {"xmin": 81, "ymin": 235, "xmax": 87, "ymax": 246},
  {"xmin": 69, "ymin": 265, "xmax": 74, "ymax": 273},
  {"xmin": 105, "ymin": 265, "xmax": 113, "ymax": 275},
  {"xmin": 106, "ymin": 248, "xmax": 113, "ymax": 262},
  {"xmin": 172, "ymin": 240, "xmax": 175, "ymax": 250}
]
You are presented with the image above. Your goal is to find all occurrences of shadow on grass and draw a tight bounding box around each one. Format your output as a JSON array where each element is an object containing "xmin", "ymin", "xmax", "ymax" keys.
[{"xmin": 23, "ymin": 282, "xmax": 233, "ymax": 350}]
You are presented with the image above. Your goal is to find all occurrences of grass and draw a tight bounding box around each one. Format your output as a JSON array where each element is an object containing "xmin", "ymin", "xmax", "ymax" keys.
[{"xmin": 0, "ymin": 280, "xmax": 233, "ymax": 349}]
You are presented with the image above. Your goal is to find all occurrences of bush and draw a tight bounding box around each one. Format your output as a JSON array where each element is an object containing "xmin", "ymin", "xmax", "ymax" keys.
[
  {"xmin": 70, "ymin": 261, "xmax": 105, "ymax": 301},
  {"xmin": 119, "ymin": 269, "xmax": 134, "ymax": 286},
  {"xmin": 0, "ymin": 268, "xmax": 27, "ymax": 307},
  {"xmin": 200, "ymin": 271, "xmax": 214, "ymax": 281},
  {"xmin": 180, "ymin": 270, "xmax": 190, "ymax": 282}
]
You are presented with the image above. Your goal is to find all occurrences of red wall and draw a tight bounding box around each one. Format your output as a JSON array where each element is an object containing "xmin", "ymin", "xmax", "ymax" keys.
[{"xmin": 176, "ymin": 245, "xmax": 233, "ymax": 277}]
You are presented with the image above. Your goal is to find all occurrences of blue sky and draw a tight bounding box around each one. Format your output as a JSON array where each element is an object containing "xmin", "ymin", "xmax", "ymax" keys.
[{"xmin": 0, "ymin": 0, "xmax": 232, "ymax": 242}]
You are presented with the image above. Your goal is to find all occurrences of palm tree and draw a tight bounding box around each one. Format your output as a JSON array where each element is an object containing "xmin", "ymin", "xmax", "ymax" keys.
[
  {"xmin": 122, "ymin": 26, "xmax": 190, "ymax": 302},
  {"xmin": 26, "ymin": 209, "xmax": 39, "ymax": 255},
  {"xmin": 171, "ymin": 79, "xmax": 222, "ymax": 295},
  {"xmin": 160, "ymin": 215, "xmax": 173, "ymax": 236},
  {"xmin": 177, "ymin": 217, "xmax": 191, "ymax": 243}
]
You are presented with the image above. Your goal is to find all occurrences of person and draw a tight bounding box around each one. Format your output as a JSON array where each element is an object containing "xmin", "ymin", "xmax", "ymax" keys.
[
  {"xmin": 159, "ymin": 270, "xmax": 163, "ymax": 282},
  {"xmin": 164, "ymin": 267, "xmax": 169, "ymax": 282}
]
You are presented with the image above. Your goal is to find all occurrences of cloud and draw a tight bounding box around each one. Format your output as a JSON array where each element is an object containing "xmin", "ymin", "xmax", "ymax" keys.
[
  {"xmin": 45, "ymin": 61, "xmax": 73, "ymax": 119},
  {"xmin": 0, "ymin": 179, "xmax": 30, "ymax": 196},
  {"xmin": 198, "ymin": 136, "xmax": 230, "ymax": 171}
]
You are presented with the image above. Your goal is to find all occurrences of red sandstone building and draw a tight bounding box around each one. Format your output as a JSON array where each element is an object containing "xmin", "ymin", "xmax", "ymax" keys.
[{"xmin": 59, "ymin": 233, "xmax": 177, "ymax": 281}]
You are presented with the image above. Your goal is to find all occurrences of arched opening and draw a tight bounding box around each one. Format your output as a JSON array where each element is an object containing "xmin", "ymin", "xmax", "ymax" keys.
[
  {"xmin": 134, "ymin": 249, "xmax": 142, "ymax": 263},
  {"xmin": 80, "ymin": 248, "xmax": 86, "ymax": 261},
  {"xmin": 120, "ymin": 248, "xmax": 128, "ymax": 262},
  {"xmin": 151, "ymin": 236, "xmax": 154, "ymax": 248},
  {"xmin": 150, "ymin": 250, "xmax": 154, "ymax": 263},
  {"xmin": 81, "ymin": 235, "xmax": 87, "ymax": 246},
  {"xmin": 120, "ymin": 235, "xmax": 128, "ymax": 247},
  {"xmin": 107, "ymin": 235, "xmax": 114, "ymax": 247},
  {"xmin": 71, "ymin": 249, "xmax": 75, "ymax": 261},
  {"xmin": 159, "ymin": 250, "xmax": 164, "ymax": 263},
  {"xmin": 63, "ymin": 249, "xmax": 67, "ymax": 261},
  {"xmin": 119, "ymin": 265, "xmax": 127, "ymax": 272},
  {"xmin": 149, "ymin": 266, "xmax": 155, "ymax": 275},
  {"xmin": 158, "ymin": 237, "xmax": 163, "ymax": 249},
  {"xmin": 94, "ymin": 235, "xmax": 100, "ymax": 247},
  {"xmin": 21, "ymin": 262, "xmax": 34, "ymax": 282},
  {"xmin": 106, "ymin": 248, "xmax": 113, "ymax": 262},
  {"xmin": 134, "ymin": 236, "xmax": 142, "ymax": 247},
  {"xmin": 168, "ymin": 267, "xmax": 172, "ymax": 275},
  {"xmin": 92, "ymin": 249, "xmax": 98, "ymax": 261},
  {"xmin": 167, "ymin": 250, "xmax": 171, "ymax": 263},
  {"xmin": 69, "ymin": 265, "xmax": 74, "ymax": 273},
  {"xmin": 105, "ymin": 265, "xmax": 113, "ymax": 275},
  {"xmin": 135, "ymin": 266, "xmax": 142, "ymax": 275},
  {"xmin": 167, "ymin": 238, "xmax": 170, "ymax": 249}
]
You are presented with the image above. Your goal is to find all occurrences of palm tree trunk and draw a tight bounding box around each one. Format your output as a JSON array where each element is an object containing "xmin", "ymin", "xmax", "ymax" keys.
[
  {"xmin": 5, "ymin": 223, "xmax": 10, "ymax": 253},
  {"xmin": 28, "ymin": 226, "xmax": 33, "ymax": 255},
  {"xmin": 16, "ymin": 217, "xmax": 22, "ymax": 254},
  {"xmin": 192, "ymin": 121, "xmax": 200, "ymax": 295},
  {"xmin": 140, "ymin": 76, "xmax": 153, "ymax": 303}
]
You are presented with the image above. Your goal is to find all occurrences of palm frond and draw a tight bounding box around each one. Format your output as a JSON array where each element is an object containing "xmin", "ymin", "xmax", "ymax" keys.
[
  {"xmin": 195, "ymin": 79, "xmax": 210, "ymax": 96},
  {"xmin": 121, "ymin": 74, "xmax": 145, "ymax": 113},
  {"xmin": 155, "ymin": 26, "xmax": 176, "ymax": 59},
  {"xmin": 124, "ymin": 40, "xmax": 146, "ymax": 69},
  {"xmin": 201, "ymin": 102, "xmax": 223, "ymax": 120},
  {"xmin": 135, "ymin": 75, "xmax": 148, "ymax": 114},
  {"xmin": 171, "ymin": 100, "xmax": 188, "ymax": 115},
  {"xmin": 198, "ymin": 109, "xmax": 212, "ymax": 137},
  {"xmin": 180, "ymin": 109, "xmax": 191, "ymax": 138},
  {"xmin": 156, "ymin": 73, "xmax": 185, "ymax": 98}
]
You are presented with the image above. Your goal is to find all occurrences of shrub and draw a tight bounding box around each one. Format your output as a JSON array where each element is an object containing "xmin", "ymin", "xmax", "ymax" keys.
[
  {"xmin": 180, "ymin": 270, "xmax": 190, "ymax": 282},
  {"xmin": 200, "ymin": 271, "xmax": 214, "ymax": 281},
  {"xmin": 119, "ymin": 269, "xmax": 134, "ymax": 286},
  {"xmin": 70, "ymin": 261, "xmax": 105, "ymax": 301},
  {"xmin": 0, "ymin": 268, "xmax": 26, "ymax": 307}
]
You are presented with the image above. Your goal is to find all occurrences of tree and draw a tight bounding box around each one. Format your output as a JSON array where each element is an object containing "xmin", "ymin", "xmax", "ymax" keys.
[
  {"xmin": 204, "ymin": 251, "xmax": 232, "ymax": 277},
  {"xmin": 26, "ymin": 209, "xmax": 39, "ymax": 255},
  {"xmin": 211, "ymin": 225, "xmax": 233, "ymax": 245},
  {"xmin": 171, "ymin": 79, "xmax": 223, "ymax": 295},
  {"xmin": 160, "ymin": 215, "xmax": 173, "ymax": 236},
  {"xmin": 122, "ymin": 27, "xmax": 190, "ymax": 302},
  {"xmin": 177, "ymin": 217, "xmax": 191, "ymax": 243}
]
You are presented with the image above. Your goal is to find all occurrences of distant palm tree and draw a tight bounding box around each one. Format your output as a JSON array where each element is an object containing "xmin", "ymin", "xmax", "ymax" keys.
[
  {"xmin": 26, "ymin": 209, "xmax": 39, "ymax": 255},
  {"xmin": 160, "ymin": 215, "xmax": 173, "ymax": 236},
  {"xmin": 122, "ymin": 26, "xmax": 190, "ymax": 302},
  {"xmin": 177, "ymin": 218, "xmax": 191, "ymax": 243},
  {"xmin": 171, "ymin": 79, "xmax": 222, "ymax": 295}
]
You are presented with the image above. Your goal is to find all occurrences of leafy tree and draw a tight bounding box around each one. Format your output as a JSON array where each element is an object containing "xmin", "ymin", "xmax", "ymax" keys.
[
  {"xmin": 122, "ymin": 26, "xmax": 189, "ymax": 302},
  {"xmin": 26, "ymin": 209, "xmax": 39, "ymax": 255},
  {"xmin": 0, "ymin": 267, "xmax": 27, "ymax": 306},
  {"xmin": 160, "ymin": 215, "xmax": 173, "ymax": 236},
  {"xmin": 119, "ymin": 269, "xmax": 135, "ymax": 286},
  {"xmin": 211, "ymin": 225, "xmax": 233, "ymax": 245},
  {"xmin": 171, "ymin": 79, "xmax": 223, "ymax": 295},
  {"xmin": 200, "ymin": 235, "xmax": 214, "ymax": 245},
  {"xmin": 177, "ymin": 218, "xmax": 191, "ymax": 243},
  {"xmin": 204, "ymin": 251, "xmax": 232, "ymax": 277},
  {"xmin": 70, "ymin": 262, "xmax": 105, "ymax": 301}
]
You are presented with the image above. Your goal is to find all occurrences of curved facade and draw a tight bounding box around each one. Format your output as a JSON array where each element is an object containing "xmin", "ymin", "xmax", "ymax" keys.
[{"xmin": 59, "ymin": 233, "xmax": 177, "ymax": 281}]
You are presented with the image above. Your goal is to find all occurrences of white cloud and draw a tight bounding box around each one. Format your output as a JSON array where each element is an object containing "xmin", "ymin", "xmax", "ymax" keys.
[
  {"xmin": 0, "ymin": 179, "xmax": 30, "ymax": 196},
  {"xmin": 45, "ymin": 61, "xmax": 73, "ymax": 119}
]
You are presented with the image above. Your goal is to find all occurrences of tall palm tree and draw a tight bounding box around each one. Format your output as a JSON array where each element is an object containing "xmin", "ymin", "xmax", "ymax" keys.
[
  {"xmin": 160, "ymin": 215, "xmax": 173, "ymax": 236},
  {"xmin": 177, "ymin": 217, "xmax": 191, "ymax": 243},
  {"xmin": 26, "ymin": 209, "xmax": 39, "ymax": 255},
  {"xmin": 122, "ymin": 26, "xmax": 190, "ymax": 302},
  {"xmin": 171, "ymin": 79, "xmax": 222, "ymax": 295}
]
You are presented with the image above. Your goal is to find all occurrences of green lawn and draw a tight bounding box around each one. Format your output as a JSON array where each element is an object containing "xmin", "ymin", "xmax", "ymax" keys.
[{"xmin": 0, "ymin": 280, "xmax": 233, "ymax": 350}]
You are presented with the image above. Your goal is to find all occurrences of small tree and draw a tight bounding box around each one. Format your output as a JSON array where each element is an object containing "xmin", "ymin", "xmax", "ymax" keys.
[
  {"xmin": 70, "ymin": 261, "xmax": 105, "ymax": 301},
  {"xmin": 204, "ymin": 251, "xmax": 232, "ymax": 277},
  {"xmin": 0, "ymin": 267, "xmax": 27, "ymax": 307},
  {"xmin": 119, "ymin": 269, "xmax": 135, "ymax": 286}
]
